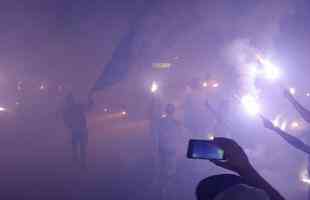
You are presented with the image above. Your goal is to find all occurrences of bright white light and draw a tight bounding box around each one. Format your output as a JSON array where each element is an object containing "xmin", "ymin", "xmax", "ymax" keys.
[
  {"xmin": 0, "ymin": 107, "xmax": 6, "ymax": 112},
  {"xmin": 202, "ymin": 82, "xmax": 208, "ymax": 88},
  {"xmin": 300, "ymin": 168, "xmax": 310, "ymax": 185},
  {"xmin": 264, "ymin": 66, "xmax": 280, "ymax": 80},
  {"xmin": 306, "ymin": 93, "xmax": 310, "ymax": 97},
  {"xmin": 291, "ymin": 121, "xmax": 300, "ymax": 129},
  {"xmin": 280, "ymin": 121, "xmax": 287, "ymax": 131},
  {"xmin": 212, "ymin": 83, "xmax": 219, "ymax": 88},
  {"xmin": 207, "ymin": 133, "xmax": 215, "ymax": 140},
  {"xmin": 302, "ymin": 178, "xmax": 310, "ymax": 184},
  {"xmin": 241, "ymin": 94, "xmax": 261, "ymax": 115},
  {"xmin": 121, "ymin": 111, "xmax": 127, "ymax": 116},
  {"xmin": 272, "ymin": 115, "xmax": 281, "ymax": 128},
  {"xmin": 161, "ymin": 114, "xmax": 167, "ymax": 118},
  {"xmin": 289, "ymin": 87, "xmax": 296, "ymax": 95},
  {"xmin": 256, "ymin": 54, "xmax": 280, "ymax": 80},
  {"xmin": 150, "ymin": 81, "xmax": 158, "ymax": 93}
]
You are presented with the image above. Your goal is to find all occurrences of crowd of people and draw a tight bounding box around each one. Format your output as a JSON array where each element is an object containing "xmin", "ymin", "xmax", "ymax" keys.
[
  {"xmin": 148, "ymin": 76, "xmax": 310, "ymax": 200},
  {"xmin": 55, "ymin": 74, "xmax": 310, "ymax": 200}
]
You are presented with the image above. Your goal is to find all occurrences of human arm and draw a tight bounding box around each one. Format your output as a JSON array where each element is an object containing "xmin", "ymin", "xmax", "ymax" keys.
[
  {"xmin": 284, "ymin": 89, "xmax": 310, "ymax": 123},
  {"xmin": 210, "ymin": 137, "xmax": 285, "ymax": 200},
  {"xmin": 261, "ymin": 116, "xmax": 310, "ymax": 155}
]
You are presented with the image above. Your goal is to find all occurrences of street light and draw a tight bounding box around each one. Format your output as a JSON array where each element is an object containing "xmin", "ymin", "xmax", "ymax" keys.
[{"xmin": 150, "ymin": 81, "xmax": 158, "ymax": 93}]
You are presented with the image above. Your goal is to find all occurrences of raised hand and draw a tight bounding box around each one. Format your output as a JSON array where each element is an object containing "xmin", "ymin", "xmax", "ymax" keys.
[
  {"xmin": 210, "ymin": 137, "xmax": 252, "ymax": 175},
  {"xmin": 260, "ymin": 115, "xmax": 275, "ymax": 130},
  {"xmin": 283, "ymin": 89, "xmax": 294, "ymax": 101}
]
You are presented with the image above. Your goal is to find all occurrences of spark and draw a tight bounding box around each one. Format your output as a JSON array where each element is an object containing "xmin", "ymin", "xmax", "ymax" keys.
[{"xmin": 241, "ymin": 94, "xmax": 261, "ymax": 116}]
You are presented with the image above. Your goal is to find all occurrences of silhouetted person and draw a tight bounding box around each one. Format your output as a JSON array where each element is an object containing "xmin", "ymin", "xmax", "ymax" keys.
[
  {"xmin": 261, "ymin": 116, "xmax": 310, "ymax": 200},
  {"xmin": 156, "ymin": 103, "xmax": 180, "ymax": 199},
  {"xmin": 62, "ymin": 93, "xmax": 93, "ymax": 168},
  {"xmin": 184, "ymin": 78, "xmax": 215, "ymax": 138},
  {"xmin": 283, "ymin": 89, "xmax": 310, "ymax": 199},
  {"xmin": 196, "ymin": 137, "xmax": 285, "ymax": 200}
]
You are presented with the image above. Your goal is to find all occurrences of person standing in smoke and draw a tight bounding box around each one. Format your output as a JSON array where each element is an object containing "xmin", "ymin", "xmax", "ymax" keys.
[
  {"xmin": 62, "ymin": 93, "xmax": 93, "ymax": 168},
  {"xmin": 184, "ymin": 78, "xmax": 216, "ymax": 139},
  {"xmin": 156, "ymin": 103, "xmax": 180, "ymax": 200}
]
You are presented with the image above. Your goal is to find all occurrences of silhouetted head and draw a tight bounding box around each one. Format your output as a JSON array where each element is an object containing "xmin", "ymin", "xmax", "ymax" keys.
[
  {"xmin": 165, "ymin": 103, "xmax": 176, "ymax": 116},
  {"xmin": 196, "ymin": 174, "xmax": 269, "ymax": 200},
  {"xmin": 196, "ymin": 174, "xmax": 244, "ymax": 200}
]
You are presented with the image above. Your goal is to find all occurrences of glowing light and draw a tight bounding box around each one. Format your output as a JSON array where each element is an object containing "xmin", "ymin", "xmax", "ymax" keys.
[
  {"xmin": 290, "ymin": 121, "xmax": 300, "ymax": 129},
  {"xmin": 0, "ymin": 107, "xmax": 6, "ymax": 112},
  {"xmin": 152, "ymin": 63, "xmax": 171, "ymax": 69},
  {"xmin": 202, "ymin": 81, "xmax": 208, "ymax": 88},
  {"xmin": 161, "ymin": 114, "xmax": 167, "ymax": 118},
  {"xmin": 121, "ymin": 111, "xmax": 127, "ymax": 116},
  {"xmin": 300, "ymin": 168, "xmax": 310, "ymax": 185},
  {"xmin": 272, "ymin": 115, "xmax": 281, "ymax": 128},
  {"xmin": 241, "ymin": 94, "xmax": 261, "ymax": 115},
  {"xmin": 256, "ymin": 54, "xmax": 280, "ymax": 80},
  {"xmin": 150, "ymin": 81, "xmax": 158, "ymax": 93},
  {"xmin": 302, "ymin": 178, "xmax": 310, "ymax": 184},
  {"xmin": 104, "ymin": 108, "xmax": 108, "ymax": 112},
  {"xmin": 207, "ymin": 133, "xmax": 215, "ymax": 140},
  {"xmin": 306, "ymin": 93, "xmax": 310, "ymax": 97},
  {"xmin": 289, "ymin": 87, "xmax": 296, "ymax": 95},
  {"xmin": 280, "ymin": 121, "xmax": 287, "ymax": 131},
  {"xmin": 212, "ymin": 83, "xmax": 219, "ymax": 88},
  {"xmin": 40, "ymin": 83, "xmax": 46, "ymax": 90}
]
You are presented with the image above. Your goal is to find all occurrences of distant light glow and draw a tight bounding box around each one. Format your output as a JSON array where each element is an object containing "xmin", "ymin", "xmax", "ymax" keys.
[
  {"xmin": 212, "ymin": 82, "xmax": 219, "ymax": 88},
  {"xmin": 302, "ymin": 178, "xmax": 310, "ymax": 184},
  {"xmin": 207, "ymin": 133, "xmax": 215, "ymax": 140},
  {"xmin": 289, "ymin": 87, "xmax": 296, "ymax": 95},
  {"xmin": 272, "ymin": 115, "xmax": 281, "ymax": 128},
  {"xmin": 0, "ymin": 107, "xmax": 6, "ymax": 112},
  {"xmin": 150, "ymin": 81, "xmax": 158, "ymax": 93},
  {"xmin": 104, "ymin": 108, "xmax": 108, "ymax": 112},
  {"xmin": 291, "ymin": 121, "xmax": 300, "ymax": 129},
  {"xmin": 121, "ymin": 111, "xmax": 127, "ymax": 116},
  {"xmin": 161, "ymin": 114, "xmax": 167, "ymax": 118},
  {"xmin": 306, "ymin": 93, "xmax": 310, "ymax": 97},
  {"xmin": 241, "ymin": 94, "xmax": 261, "ymax": 115},
  {"xmin": 152, "ymin": 63, "xmax": 171, "ymax": 69},
  {"xmin": 202, "ymin": 82, "xmax": 208, "ymax": 88},
  {"xmin": 256, "ymin": 54, "xmax": 280, "ymax": 80},
  {"xmin": 300, "ymin": 168, "xmax": 310, "ymax": 185},
  {"xmin": 40, "ymin": 84, "xmax": 46, "ymax": 90},
  {"xmin": 280, "ymin": 121, "xmax": 287, "ymax": 131}
]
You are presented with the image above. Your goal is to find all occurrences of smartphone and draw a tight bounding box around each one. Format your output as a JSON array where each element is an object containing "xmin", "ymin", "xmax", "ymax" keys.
[{"xmin": 187, "ymin": 139, "xmax": 225, "ymax": 160}]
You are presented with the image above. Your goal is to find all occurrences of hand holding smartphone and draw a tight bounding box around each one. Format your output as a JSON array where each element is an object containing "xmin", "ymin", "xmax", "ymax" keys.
[{"xmin": 187, "ymin": 139, "xmax": 225, "ymax": 160}]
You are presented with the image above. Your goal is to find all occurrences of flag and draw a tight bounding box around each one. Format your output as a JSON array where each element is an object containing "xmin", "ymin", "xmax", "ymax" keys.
[{"xmin": 91, "ymin": 0, "xmax": 159, "ymax": 93}]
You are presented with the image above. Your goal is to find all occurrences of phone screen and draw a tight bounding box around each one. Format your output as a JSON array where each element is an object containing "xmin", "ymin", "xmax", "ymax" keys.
[{"xmin": 187, "ymin": 139, "xmax": 224, "ymax": 160}]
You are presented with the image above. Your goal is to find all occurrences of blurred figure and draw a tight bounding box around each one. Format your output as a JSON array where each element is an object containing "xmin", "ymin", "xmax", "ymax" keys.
[
  {"xmin": 184, "ymin": 78, "xmax": 215, "ymax": 139},
  {"xmin": 196, "ymin": 137, "xmax": 285, "ymax": 200},
  {"xmin": 283, "ymin": 89, "xmax": 310, "ymax": 199},
  {"xmin": 62, "ymin": 93, "xmax": 93, "ymax": 168},
  {"xmin": 150, "ymin": 101, "xmax": 180, "ymax": 200},
  {"xmin": 261, "ymin": 116, "xmax": 310, "ymax": 200},
  {"xmin": 284, "ymin": 89, "xmax": 310, "ymax": 123}
]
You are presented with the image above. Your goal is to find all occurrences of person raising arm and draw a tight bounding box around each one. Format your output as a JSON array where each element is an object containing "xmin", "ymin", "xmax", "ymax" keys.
[
  {"xmin": 207, "ymin": 137, "xmax": 285, "ymax": 200},
  {"xmin": 261, "ymin": 115, "xmax": 310, "ymax": 155},
  {"xmin": 284, "ymin": 89, "xmax": 310, "ymax": 124}
]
